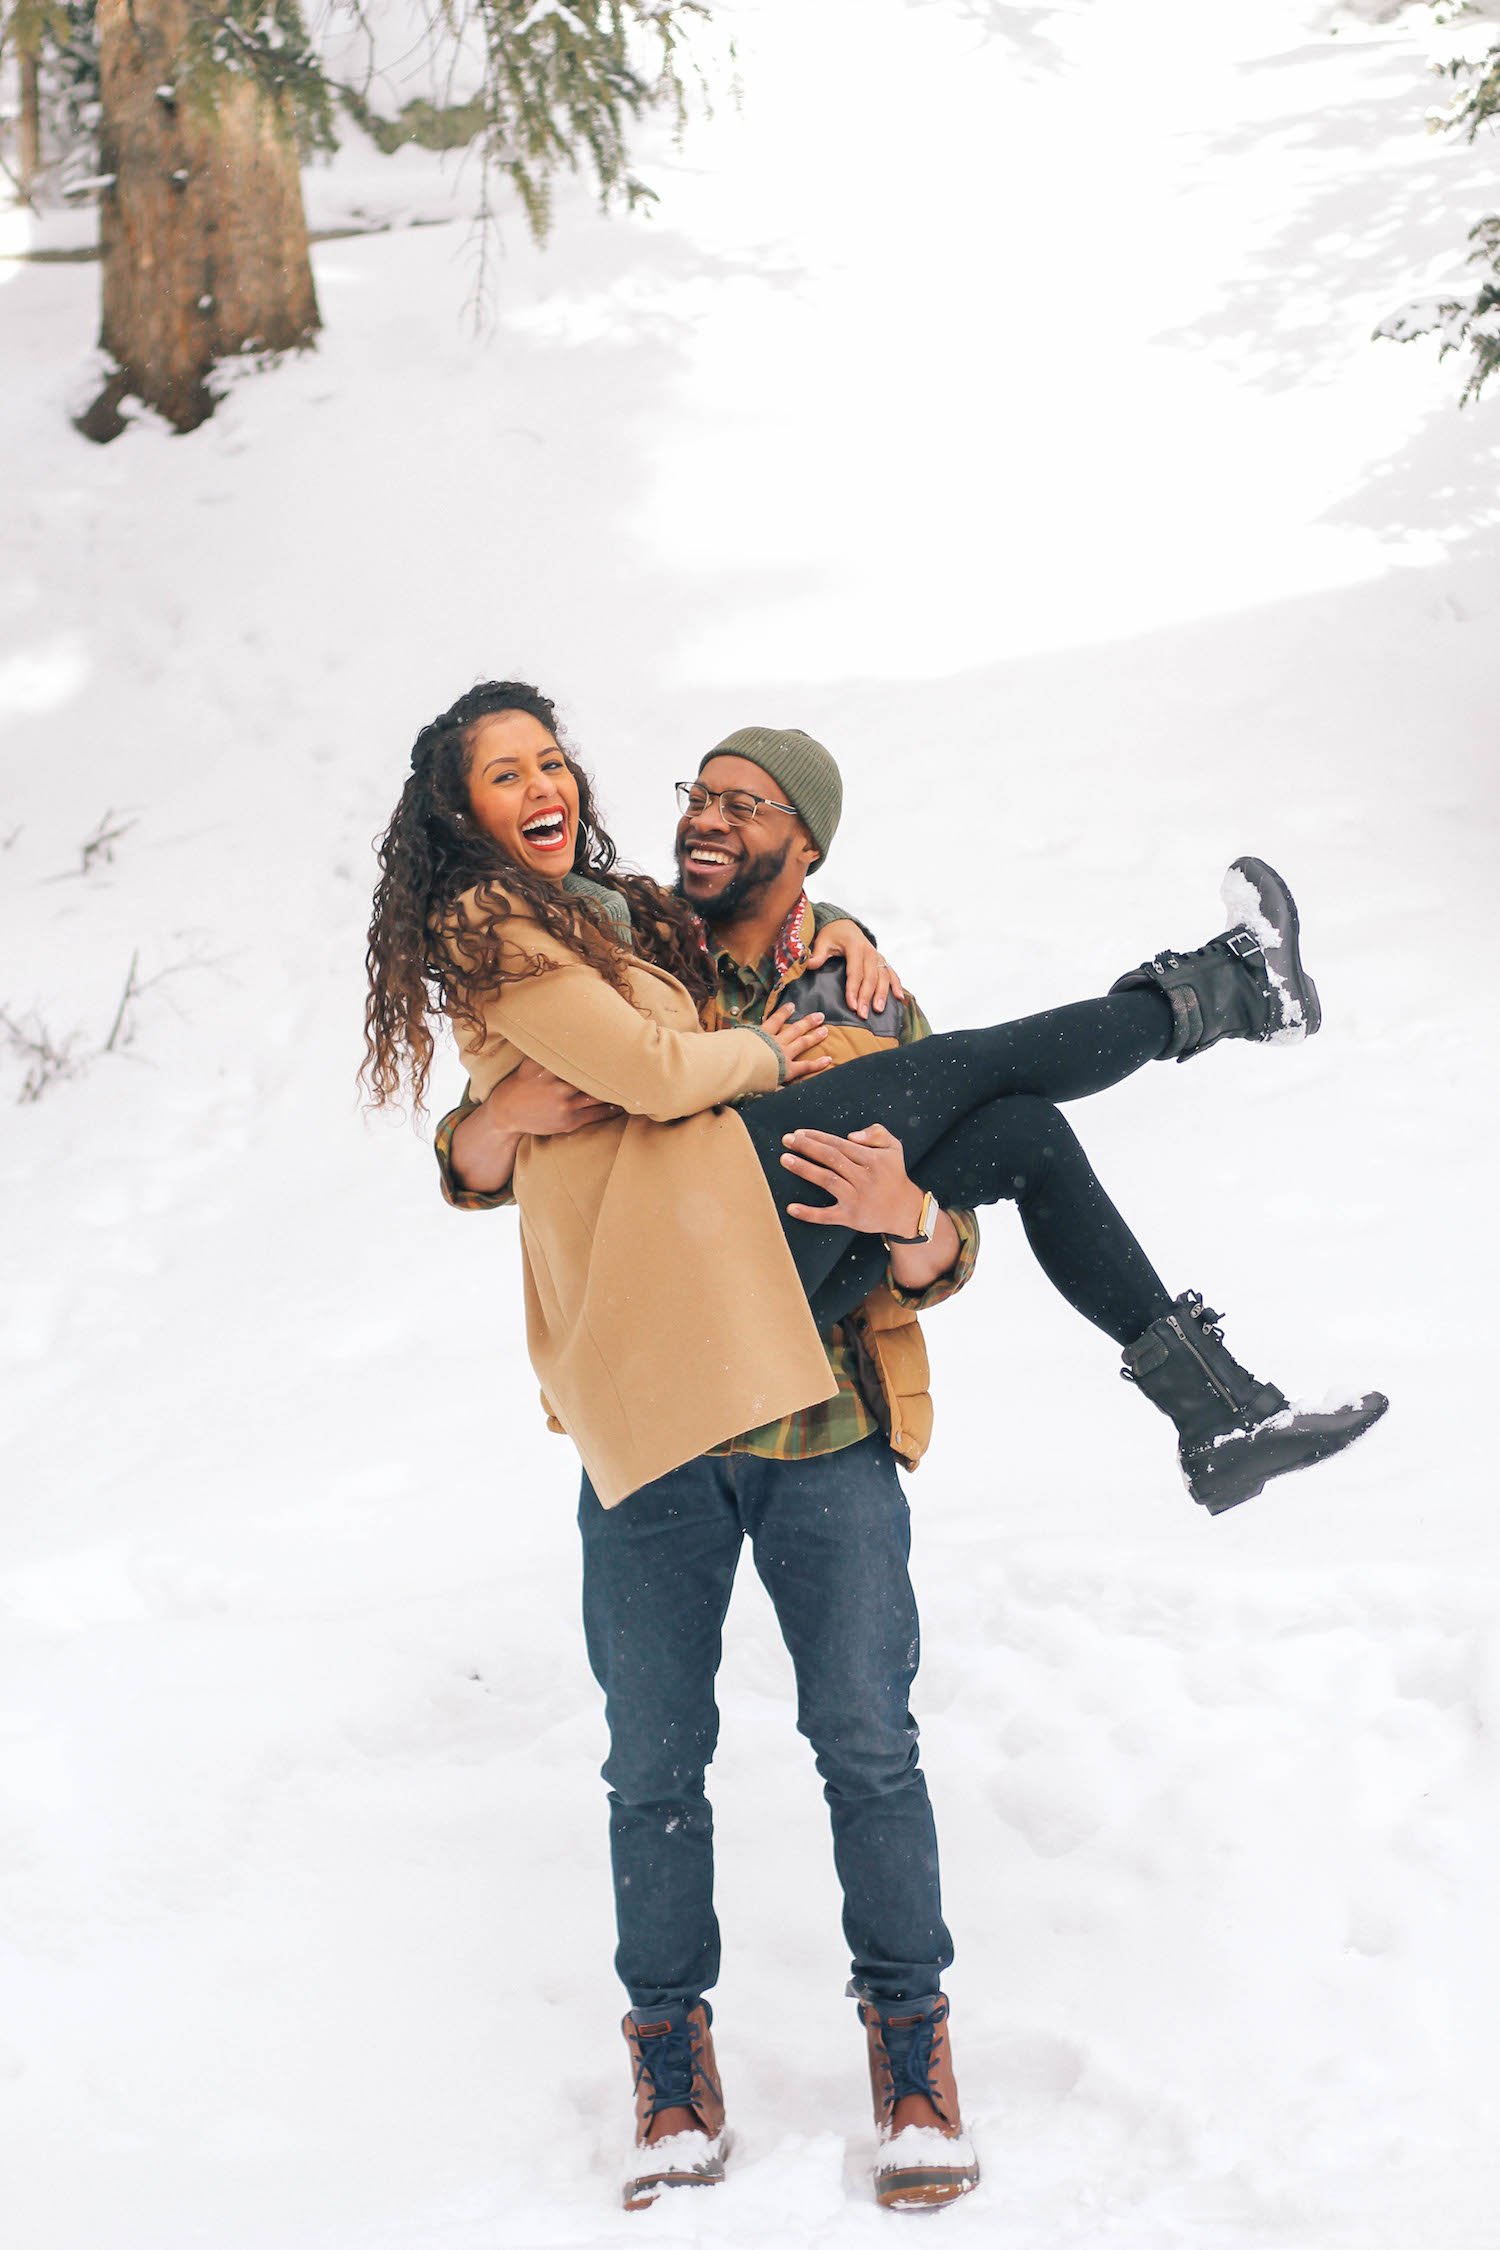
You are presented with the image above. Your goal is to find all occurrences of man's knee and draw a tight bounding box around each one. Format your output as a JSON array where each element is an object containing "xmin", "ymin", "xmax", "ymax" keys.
[
  {"xmin": 798, "ymin": 1700, "xmax": 925, "ymax": 1806},
  {"xmin": 601, "ymin": 1710, "xmax": 720, "ymax": 1809}
]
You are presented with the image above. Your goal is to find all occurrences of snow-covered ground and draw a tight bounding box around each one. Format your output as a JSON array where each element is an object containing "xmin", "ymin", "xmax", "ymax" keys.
[{"xmin": 3, "ymin": 2, "xmax": 1499, "ymax": 2244}]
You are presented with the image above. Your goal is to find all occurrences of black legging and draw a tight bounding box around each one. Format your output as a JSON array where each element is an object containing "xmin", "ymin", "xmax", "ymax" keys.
[{"xmin": 736, "ymin": 989, "xmax": 1178, "ymax": 1345}]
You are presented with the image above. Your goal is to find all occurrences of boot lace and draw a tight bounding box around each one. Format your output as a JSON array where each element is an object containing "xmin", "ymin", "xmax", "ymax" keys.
[
  {"xmin": 631, "ymin": 2019, "xmax": 698, "ymax": 2119},
  {"xmin": 1181, "ymin": 1288, "xmax": 1227, "ymax": 1343},
  {"xmin": 1120, "ymin": 1291, "xmax": 1228, "ymax": 1386},
  {"xmin": 882, "ymin": 2011, "xmax": 939, "ymax": 2106}
]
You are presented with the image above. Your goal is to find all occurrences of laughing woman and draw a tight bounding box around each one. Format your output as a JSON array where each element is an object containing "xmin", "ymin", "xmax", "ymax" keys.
[{"xmin": 364, "ymin": 681, "xmax": 1386, "ymax": 1514}]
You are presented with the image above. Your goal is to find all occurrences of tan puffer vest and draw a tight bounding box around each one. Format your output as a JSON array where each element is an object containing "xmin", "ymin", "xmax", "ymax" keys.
[{"xmin": 763, "ymin": 956, "xmax": 939, "ymax": 1471}]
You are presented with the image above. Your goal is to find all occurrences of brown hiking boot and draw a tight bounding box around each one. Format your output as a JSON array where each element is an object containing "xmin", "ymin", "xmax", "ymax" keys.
[
  {"xmin": 860, "ymin": 1994, "xmax": 980, "ymax": 2211},
  {"xmin": 621, "ymin": 2003, "xmax": 728, "ymax": 2212}
]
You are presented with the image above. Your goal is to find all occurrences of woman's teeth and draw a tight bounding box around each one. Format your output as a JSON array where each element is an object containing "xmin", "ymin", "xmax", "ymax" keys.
[{"xmin": 521, "ymin": 810, "xmax": 568, "ymax": 850}]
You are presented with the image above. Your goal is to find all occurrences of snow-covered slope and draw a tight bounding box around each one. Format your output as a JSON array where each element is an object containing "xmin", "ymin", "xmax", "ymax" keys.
[{"xmin": 3, "ymin": 3, "xmax": 1498, "ymax": 2245}]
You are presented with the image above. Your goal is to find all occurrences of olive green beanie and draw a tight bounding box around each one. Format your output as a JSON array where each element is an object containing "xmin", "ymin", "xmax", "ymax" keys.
[{"xmin": 698, "ymin": 724, "xmax": 843, "ymax": 870}]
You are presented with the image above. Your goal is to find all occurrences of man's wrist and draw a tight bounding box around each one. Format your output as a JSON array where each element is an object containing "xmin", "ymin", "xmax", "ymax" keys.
[
  {"xmin": 886, "ymin": 1204, "xmax": 963, "ymax": 1291},
  {"xmin": 450, "ymin": 1101, "xmax": 522, "ymax": 1193},
  {"xmin": 475, "ymin": 1084, "xmax": 519, "ymax": 1135},
  {"xmin": 882, "ymin": 1183, "xmax": 933, "ymax": 1246}
]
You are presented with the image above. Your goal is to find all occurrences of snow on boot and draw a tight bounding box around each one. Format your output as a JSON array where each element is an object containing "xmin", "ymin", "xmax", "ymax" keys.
[
  {"xmin": 859, "ymin": 1994, "xmax": 980, "ymax": 2212},
  {"xmin": 1122, "ymin": 1291, "xmax": 1388, "ymax": 1514},
  {"xmin": 620, "ymin": 2003, "xmax": 728, "ymax": 2211},
  {"xmin": 1111, "ymin": 856, "xmax": 1321, "ymax": 1060}
]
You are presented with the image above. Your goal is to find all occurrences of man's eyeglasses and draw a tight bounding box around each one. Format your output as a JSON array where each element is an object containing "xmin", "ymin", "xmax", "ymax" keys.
[{"xmin": 675, "ymin": 781, "xmax": 799, "ymax": 828}]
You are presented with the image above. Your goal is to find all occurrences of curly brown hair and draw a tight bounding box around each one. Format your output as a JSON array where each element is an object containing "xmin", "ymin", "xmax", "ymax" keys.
[{"xmin": 362, "ymin": 681, "xmax": 713, "ymax": 1109}]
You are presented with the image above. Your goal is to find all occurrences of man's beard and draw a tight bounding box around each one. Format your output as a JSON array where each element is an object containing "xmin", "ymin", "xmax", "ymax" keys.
[{"xmin": 674, "ymin": 837, "xmax": 791, "ymax": 924}]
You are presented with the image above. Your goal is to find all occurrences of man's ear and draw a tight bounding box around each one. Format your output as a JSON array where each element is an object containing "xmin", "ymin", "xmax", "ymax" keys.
[{"xmin": 794, "ymin": 822, "xmax": 819, "ymax": 871}]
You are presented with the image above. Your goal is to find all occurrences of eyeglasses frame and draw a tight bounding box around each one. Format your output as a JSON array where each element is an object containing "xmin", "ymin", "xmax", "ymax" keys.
[{"xmin": 675, "ymin": 780, "xmax": 800, "ymax": 827}]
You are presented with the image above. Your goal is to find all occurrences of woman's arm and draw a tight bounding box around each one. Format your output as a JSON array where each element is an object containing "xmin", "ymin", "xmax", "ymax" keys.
[{"xmin": 465, "ymin": 906, "xmax": 828, "ymax": 1120}]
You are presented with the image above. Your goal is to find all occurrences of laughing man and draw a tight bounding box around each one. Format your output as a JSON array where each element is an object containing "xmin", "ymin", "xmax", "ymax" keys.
[{"xmin": 436, "ymin": 726, "xmax": 982, "ymax": 2214}]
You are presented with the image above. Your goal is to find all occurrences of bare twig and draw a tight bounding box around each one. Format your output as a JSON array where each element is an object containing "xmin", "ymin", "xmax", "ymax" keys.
[
  {"xmin": 3, "ymin": 943, "xmax": 215, "ymax": 1101},
  {"xmin": 44, "ymin": 808, "xmax": 140, "ymax": 882},
  {"xmin": 102, "ymin": 945, "xmax": 211, "ymax": 1055},
  {"xmin": 0, "ymin": 1005, "xmax": 84, "ymax": 1103},
  {"xmin": 102, "ymin": 948, "xmax": 141, "ymax": 1054},
  {"xmin": 79, "ymin": 808, "xmax": 137, "ymax": 874}
]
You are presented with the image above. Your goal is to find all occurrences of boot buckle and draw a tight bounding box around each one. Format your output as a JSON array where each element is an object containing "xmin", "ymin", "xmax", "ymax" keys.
[{"xmin": 1224, "ymin": 928, "xmax": 1263, "ymax": 961}]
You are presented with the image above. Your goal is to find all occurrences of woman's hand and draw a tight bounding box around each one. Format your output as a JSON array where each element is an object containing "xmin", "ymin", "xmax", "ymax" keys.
[
  {"xmin": 763, "ymin": 1000, "xmax": 834, "ymax": 1084},
  {"xmin": 779, "ymin": 1121, "xmax": 925, "ymax": 1234},
  {"xmin": 807, "ymin": 920, "xmax": 907, "ymax": 1022}
]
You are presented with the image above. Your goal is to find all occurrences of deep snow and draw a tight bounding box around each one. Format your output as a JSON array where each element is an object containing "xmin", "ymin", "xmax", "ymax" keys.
[{"xmin": 2, "ymin": 2, "xmax": 1499, "ymax": 2245}]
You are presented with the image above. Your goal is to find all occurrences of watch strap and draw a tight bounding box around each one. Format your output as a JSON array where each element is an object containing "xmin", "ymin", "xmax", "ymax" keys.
[{"xmin": 883, "ymin": 1189, "xmax": 937, "ymax": 1248}]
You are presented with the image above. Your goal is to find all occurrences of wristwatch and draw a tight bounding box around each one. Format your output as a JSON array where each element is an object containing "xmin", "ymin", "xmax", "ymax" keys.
[{"xmin": 883, "ymin": 1189, "xmax": 938, "ymax": 1249}]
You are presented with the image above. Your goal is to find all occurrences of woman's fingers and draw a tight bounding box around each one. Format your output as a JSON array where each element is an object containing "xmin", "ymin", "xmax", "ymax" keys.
[
  {"xmin": 768, "ymin": 1006, "xmax": 831, "ymax": 1084},
  {"xmin": 769, "ymin": 1006, "xmax": 828, "ymax": 1054},
  {"xmin": 768, "ymin": 1002, "xmax": 827, "ymax": 1041},
  {"xmin": 786, "ymin": 1200, "xmax": 847, "ymax": 1225}
]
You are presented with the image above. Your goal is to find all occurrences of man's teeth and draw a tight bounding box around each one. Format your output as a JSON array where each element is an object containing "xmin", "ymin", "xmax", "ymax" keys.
[{"xmin": 687, "ymin": 848, "xmax": 733, "ymax": 866}]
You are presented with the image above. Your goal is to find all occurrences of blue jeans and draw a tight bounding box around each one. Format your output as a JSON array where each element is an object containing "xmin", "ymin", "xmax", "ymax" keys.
[{"xmin": 578, "ymin": 1435, "xmax": 953, "ymax": 2012}]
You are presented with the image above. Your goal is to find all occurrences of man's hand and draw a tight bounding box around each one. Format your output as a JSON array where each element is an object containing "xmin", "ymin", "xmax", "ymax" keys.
[
  {"xmin": 779, "ymin": 1121, "xmax": 924, "ymax": 1235},
  {"xmin": 483, "ymin": 1057, "xmax": 621, "ymax": 1136},
  {"xmin": 779, "ymin": 1121, "xmax": 960, "ymax": 1290},
  {"xmin": 449, "ymin": 1058, "xmax": 620, "ymax": 1195},
  {"xmin": 807, "ymin": 920, "xmax": 907, "ymax": 1022}
]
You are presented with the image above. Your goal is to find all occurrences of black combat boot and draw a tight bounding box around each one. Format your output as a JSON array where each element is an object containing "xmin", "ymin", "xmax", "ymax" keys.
[
  {"xmin": 1122, "ymin": 1292, "xmax": 1388, "ymax": 1513},
  {"xmin": 1111, "ymin": 856, "xmax": 1321, "ymax": 1060}
]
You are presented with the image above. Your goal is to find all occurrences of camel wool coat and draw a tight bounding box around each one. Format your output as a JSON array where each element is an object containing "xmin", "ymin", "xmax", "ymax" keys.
[{"xmin": 451, "ymin": 893, "xmax": 838, "ymax": 1505}]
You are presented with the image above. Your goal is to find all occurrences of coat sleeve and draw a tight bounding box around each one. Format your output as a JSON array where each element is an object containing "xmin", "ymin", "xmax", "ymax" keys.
[{"xmin": 459, "ymin": 905, "xmax": 784, "ymax": 1120}]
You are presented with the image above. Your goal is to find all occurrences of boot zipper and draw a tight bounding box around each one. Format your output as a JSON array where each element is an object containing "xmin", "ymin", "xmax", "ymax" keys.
[{"xmin": 1165, "ymin": 1315, "xmax": 1240, "ymax": 1412}]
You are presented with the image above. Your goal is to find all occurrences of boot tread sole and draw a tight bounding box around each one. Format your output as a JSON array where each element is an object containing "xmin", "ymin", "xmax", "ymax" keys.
[
  {"xmin": 876, "ymin": 2166, "xmax": 981, "ymax": 2209},
  {"xmin": 1230, "ymin": 855, "xmax": 1322, "ymax": 1039},
  {"xmin": 1190, "ymin": 1393, "xmax": 1389, "ymax": 1512}
]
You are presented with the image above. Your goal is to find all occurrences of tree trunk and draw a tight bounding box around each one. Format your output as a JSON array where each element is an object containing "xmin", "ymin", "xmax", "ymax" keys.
[
  {"xmin": 17, "ymin": 45, "xmax": 42, "ymax": 193},
  {"xmin": 87, "ymin": 0, "xmax": 320, "ymax": 439}
]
